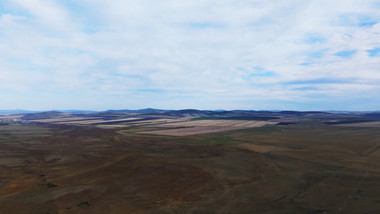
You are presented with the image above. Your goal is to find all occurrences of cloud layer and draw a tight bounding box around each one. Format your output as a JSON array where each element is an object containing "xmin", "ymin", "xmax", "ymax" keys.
[{"xmin": 1, "ymin": 0, "xmax": 380, "ymax": 110}]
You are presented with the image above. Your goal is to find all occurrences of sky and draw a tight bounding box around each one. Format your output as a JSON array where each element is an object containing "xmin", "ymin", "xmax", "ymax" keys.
[{"xmin": 0, "ymin": 0, "xmax": 380, "ymax": 111}]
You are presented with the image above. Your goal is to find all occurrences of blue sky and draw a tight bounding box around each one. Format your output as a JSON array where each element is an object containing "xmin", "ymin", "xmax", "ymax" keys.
[{"xmin": 0, "ymin": 0, "xmax": 380, "ymax": 111}]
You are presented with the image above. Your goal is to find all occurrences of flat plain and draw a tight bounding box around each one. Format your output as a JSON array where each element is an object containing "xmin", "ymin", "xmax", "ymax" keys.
[{"xmin": 0, "ymin": 110, "xmax": 379, "ymax": 213}]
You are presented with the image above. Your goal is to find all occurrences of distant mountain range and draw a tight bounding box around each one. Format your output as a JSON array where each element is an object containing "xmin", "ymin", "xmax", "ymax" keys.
[
  {"xmin": 0, "ymin": 110, "xmax": 42, "ymax": 114},
  {"xmin": 1, "ymin": 108, "xmax": 380, "ymax": 118},
  {"xmin": 103, "ymin": 108, "xmax": 171, "ymax": 114},
  {"xmin": 0, "ymin": 109, "xmax": 97, "ymax": 115}
]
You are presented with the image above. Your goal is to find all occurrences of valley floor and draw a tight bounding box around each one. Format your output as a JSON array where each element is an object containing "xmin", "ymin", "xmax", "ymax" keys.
[{"xmin": 0, "ymin": 122, "xmax": 379, "ymax": 213}]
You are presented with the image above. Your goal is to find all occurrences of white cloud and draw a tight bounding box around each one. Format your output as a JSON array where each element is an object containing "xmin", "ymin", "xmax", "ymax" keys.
[{"xmin": 0, "ymin": 0, "xmax": 380, "ymax": 110}]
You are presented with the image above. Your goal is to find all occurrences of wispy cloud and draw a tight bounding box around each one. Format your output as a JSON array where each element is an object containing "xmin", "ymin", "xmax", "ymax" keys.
[
  {"xmin": 285, "ymin": 78, "xmax": 354, "ymax": 85},
  {"xmin": 308, "ymin": 49, "xmax": 328, "ymax": 59},
  {"xmin": 338, "ymin": 14, "xmax": 379, "ymax": 27},
  {"xmin": 334, "ymin": 50, "xmax": 357, "ymax": 58},
  {"xmin": 304, "ymin": 34, "xmax": 326, "ymax": 44},
  {"xmin": 186, "ymin": 22, "xmax": 225, "ymax": 29},
  {"xmin": 0, "ymin": 0, "xmax": 380, "ymax": 110},
  {"xmin": 367, "ymin": 47, "xmax": 380, "ymax": 57}
]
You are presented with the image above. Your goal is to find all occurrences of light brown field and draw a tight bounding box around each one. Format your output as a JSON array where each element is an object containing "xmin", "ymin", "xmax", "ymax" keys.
[
  {"xmin": 336, "ymin": 121, "xmax": 380, "ymax": 127},
  {"xmin": 55, "ymin": 118, "xmax": 141, "ymax": 125},
  {"xmin": 148, "ymin": 120, "xmax": 277, "ymax": 128},
  {"xmin": 126, "ymin": 117, "xmax": 194, "ymax": 126},
  {"xmin": 30, "ymin": 117, "xmax": 101, "ymax": 123},
  {"xmin": 56, "ymin": 119, "xmax": 107, "ymax": 124},
  {"xmin": 95, "ymin": 124, "xmax": 131, "ymax": 129},
  {"xmin": 0, "ymin": 114, "xmax": 23, "ymax": 119},
  {"xmin": 139, "ymin": 120, "xmax": 277, "ymax": 136},
  {"xmin": 139, "ymin": 126, "xmax": 239, "ymax": 136},
  {"xmin": 92, "ymin": 118, "xmax": 197, "ymax": 129}
]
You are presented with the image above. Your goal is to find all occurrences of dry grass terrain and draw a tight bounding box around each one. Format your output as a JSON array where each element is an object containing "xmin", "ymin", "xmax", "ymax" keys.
[
  {"xmin": 139, "ymin": 120, "xmax": 277, "ymax": 136},
  {"xmin": 0, "ymin": 117, "xmax": 379, "ymax": 213},
  {"xmin": 148, "ymin": 119, "xmax": 276, "ymax": 128},
  {"xmin": 33, "ymin": 118, "xmax": 141, "ymax": 125},
  {"xmin": 0, "ymin": 114, "xmax": 23, "ymax": 119},
  {"xmin": 30, "ymin": 117, "xmax": 102, "ymax": 123},
  {"xmin": 336, "ymin": 121, "xmax": 380, "ymax": 128},
  {"xmin": 139, "ymin": 126, "xmax": 244, "ymax": 136}
]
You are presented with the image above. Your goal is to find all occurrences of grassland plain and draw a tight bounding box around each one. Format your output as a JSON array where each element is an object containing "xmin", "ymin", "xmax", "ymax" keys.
[{"xmin": 0, "ymin": 120, "xmax": 379, "ymax": 213}]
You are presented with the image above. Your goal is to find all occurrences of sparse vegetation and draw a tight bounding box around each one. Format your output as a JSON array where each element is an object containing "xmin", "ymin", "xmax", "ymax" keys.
[
  {"xmin": 78, "ymin": 201, "xmax": 90, "ymax": 207},
  {"xmin": 46, "ymin": 183, "xmax": 57, "ymax": 188},
  {"xmin": 0, "ymin": 111, "xmax": 379, "ymax": 213}
]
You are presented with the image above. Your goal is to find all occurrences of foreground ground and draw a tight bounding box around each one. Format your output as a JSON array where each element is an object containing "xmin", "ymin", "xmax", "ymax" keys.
[{"xmin": 0, "ymin": 112, "xmax": 379, "ymax": 213}]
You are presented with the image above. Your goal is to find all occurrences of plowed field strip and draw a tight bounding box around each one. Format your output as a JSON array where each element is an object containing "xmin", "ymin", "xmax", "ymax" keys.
[{"xmin": 139, "ymin": 121, "xmax": 277, "ymax": 136}]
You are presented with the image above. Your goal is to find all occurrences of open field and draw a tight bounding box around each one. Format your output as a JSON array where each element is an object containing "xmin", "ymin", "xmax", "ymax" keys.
[
  {"xmin": 31, "ymin": 117, "xmax": 143, "ymax": 125},
  {"xmin": 139, "ymin": 126, "xmax": 244, "ymax": 136},
  {"xmin": 139, "ymin": 120, "xmax": 277, "ymax": 136},
  {"xmin": 29, "ymin": 117, "xmax": 102, "ymax": 123},
  {"xmin": 147, "ymin": 119, "xmax": 277, "ymax": 128},
  {"xmin": 336, "ymin": 121, "xmax": 380, "ymax": 128},
  {"xmin": 0, "ymin": 114, "xmax": 23, "ymax": 119},
  {"xmin": 57, "ymin": 118, "xmax": 142, "ymax": 125},
  {"xmin": 0, "ymin": 111, "xmax": 380, "ymax": 213}
]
